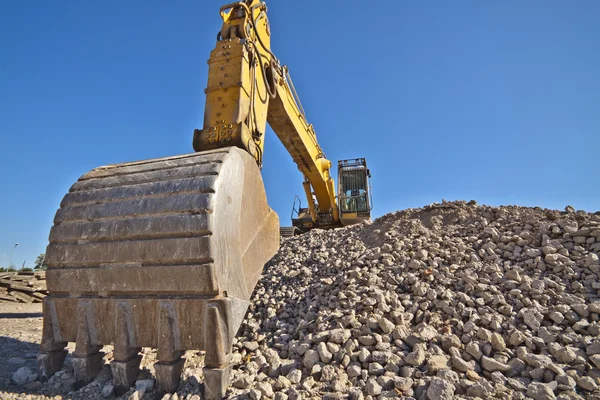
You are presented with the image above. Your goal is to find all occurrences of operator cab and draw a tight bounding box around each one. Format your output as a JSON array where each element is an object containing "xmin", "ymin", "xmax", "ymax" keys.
[
  {"xmin": 289, "ymin": 158, "xmax": 372, "ymax": 233},
  {"xmin": 338, "ymin": 158, "xmax": 372, "ymax": 225}
]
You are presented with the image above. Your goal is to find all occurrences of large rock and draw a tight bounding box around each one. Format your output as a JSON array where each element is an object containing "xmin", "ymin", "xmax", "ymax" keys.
[
  {"xmin": 427, "ymin": 378, "xmax": 455, "ymax": 400},
  {"xmin": 11, "ymin": 367, "xmax": 31, "ymax": 386},
  {"xmin": 527, "ymin": 382, "xmax": 556, "ymax": 400},
  {"xmin": 481, "ymin": 356, "xmax": 511, "ymax": 372}
]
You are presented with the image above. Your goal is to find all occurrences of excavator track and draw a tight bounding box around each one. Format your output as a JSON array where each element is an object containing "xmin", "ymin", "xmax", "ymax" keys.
[{"xmin": 39, "ymin": 147, "xmax": 279, "ymax": 398}]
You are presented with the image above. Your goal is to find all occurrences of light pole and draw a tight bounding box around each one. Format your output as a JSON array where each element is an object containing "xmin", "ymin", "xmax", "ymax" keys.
[{"xmin": 9, "ymin": 243, "xmax": 18, "ymax": 268}]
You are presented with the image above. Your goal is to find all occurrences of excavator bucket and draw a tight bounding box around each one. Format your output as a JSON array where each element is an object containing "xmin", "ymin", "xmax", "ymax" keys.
[{"xmin": 38, "ymin": 147, "xmax": 279, "ymax": 398}]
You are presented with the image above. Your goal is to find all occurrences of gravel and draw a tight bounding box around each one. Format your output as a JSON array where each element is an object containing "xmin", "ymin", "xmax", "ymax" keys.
[
  {"xmin": 1, "ymin": 200, "xmax": 599, "ymax": 399},
  {"xmin": 223, "ymin": 201, "xmax": 600, "ymax": 399}
]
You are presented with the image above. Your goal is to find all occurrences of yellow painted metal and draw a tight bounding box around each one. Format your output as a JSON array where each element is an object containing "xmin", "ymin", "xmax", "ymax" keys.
[
  {"xmin": 193, "ymin": 0, "xmax": 341, "ymax": 227},
  {"xmin": 302, "ymin": 180, "xmax": 317, "ymax": 223},
  {"xmin": 268, "ymin": 76, "xmax": 339, "ymax": 220},
  {"xmin": 194, "ymin": 0, "xmax": 272, "ymax": 165}
]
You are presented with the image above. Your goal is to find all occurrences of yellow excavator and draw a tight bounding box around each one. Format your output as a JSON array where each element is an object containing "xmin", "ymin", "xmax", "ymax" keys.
[{"xmin": 39, "ymin": 1, "xmax": 372, "ymax": 398}]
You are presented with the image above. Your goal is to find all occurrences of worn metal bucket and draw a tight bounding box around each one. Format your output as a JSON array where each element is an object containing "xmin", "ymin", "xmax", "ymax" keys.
[{"xmin": 39, "ymin": 147, "xmax": 279, "ymax": 398}]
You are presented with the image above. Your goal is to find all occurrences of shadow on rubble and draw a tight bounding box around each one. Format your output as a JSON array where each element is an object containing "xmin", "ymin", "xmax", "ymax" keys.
[
  {"xmin": 0, "ymin": 336, "xmax": 42, "ymax": 394},
  {"xmin": 0, "ymin": 336, "xmax": 82, "ymax": 399}
]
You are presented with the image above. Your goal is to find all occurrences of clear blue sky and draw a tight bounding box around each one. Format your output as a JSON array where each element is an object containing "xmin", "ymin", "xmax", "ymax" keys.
[{"xmin": 1, "ymin": 1, "xmax": 598, "ymax": 269}]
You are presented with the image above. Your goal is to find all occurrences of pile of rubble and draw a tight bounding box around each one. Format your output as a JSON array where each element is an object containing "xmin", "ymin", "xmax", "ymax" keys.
[
  {"xmin": 225, "ymin": 201, "xmax": 600, "ymax": 400},
  {"xmin": 2, "ymin": 201, "xmax": 600, "ymax": 400}
]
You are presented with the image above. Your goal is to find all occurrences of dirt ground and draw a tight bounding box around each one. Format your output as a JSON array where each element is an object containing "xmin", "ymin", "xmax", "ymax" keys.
[{"xmin": 0, "ymin": 302, "xmax": 44, "ymax": 386}]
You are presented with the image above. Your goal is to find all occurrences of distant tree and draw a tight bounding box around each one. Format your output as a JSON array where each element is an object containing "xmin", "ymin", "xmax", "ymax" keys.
[
  {"xmin": 34, "ymin": 253, "xmax": 47, "ymax": 270},
  {"xmin": 22, "ymin": 268, "xmax": 33, "ymax": 272}
]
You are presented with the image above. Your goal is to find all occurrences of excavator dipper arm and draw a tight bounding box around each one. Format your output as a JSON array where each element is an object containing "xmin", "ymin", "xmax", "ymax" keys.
[{"xmin": 193, "ymin": 0, "xmax": 340, "ymax": 228}]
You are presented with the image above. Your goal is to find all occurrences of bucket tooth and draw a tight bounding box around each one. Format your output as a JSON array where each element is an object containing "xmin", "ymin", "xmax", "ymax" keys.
[
  {"xmin": 203, "ymin": 299, "xmax": 234, "ymax": 400},
  {"xmin": 111, "ymin": 301, "xmax": 142, "ymax": 395},
  {"xmin": 72, "ymin": 300, "xmax": 103, "ymax": 384},
  {"xmin": 112, "ymin": 357, "xmax": 142, "ymax": 396},
  {"xmin": 155, "ymin": 359, "xmax": 185, "ymax": 395},
  {"xmin": 204, "ymin": 366, "xmax": 232, "ymax": 400},
  {"xmin": 156, "ymin": 301, "xmax": 184, "ymax": 362},
  {"xmin": 38, "ymin": 299, "xmax": 67, "ymax": 379},
  {"xmin": 204, "ymin": 299, "xmax": 232, "ymax": 367},
  {"xmin": 155, "ymin": 301, "xmax": 185, "ymax": 393}
]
